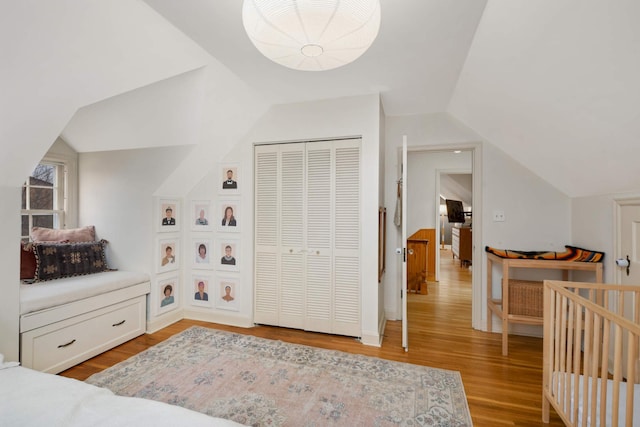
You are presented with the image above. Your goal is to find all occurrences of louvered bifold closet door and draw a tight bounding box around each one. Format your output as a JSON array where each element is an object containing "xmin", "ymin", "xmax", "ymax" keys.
[
  {"xmin": 304, "ymin": 142, "xmax": 333, "ymax": 334},
  {"xmin": 278, "ymin": 144, "xmax": 306, "ymax": 329},
  {"xmin": 332, "ymin": 140, "xmax": 361, "ymax": 337},
  {"xmin": 254, "ymin": 145, "xmax": 280, "ymax": 325},
  {"xmin": 255, "ymin": 139, "xmax": 361, "ymax": 337}
]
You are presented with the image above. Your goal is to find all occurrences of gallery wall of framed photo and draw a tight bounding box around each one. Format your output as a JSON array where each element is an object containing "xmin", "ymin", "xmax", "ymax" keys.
[
  {"xmin": 153, "ymin": 197, "xmax": 182, "ymax": 321},
  {"xmin": 151, "ymin": 163, "xmax": 243, "ymax": 326}
]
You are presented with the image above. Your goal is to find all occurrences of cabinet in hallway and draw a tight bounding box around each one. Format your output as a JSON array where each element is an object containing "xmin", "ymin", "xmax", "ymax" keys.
[
  {"xmin": 254, "ymin": 139, "xmax": 361, "ymax": 337},
  {"xmin": 452, "ymin": 226, "xmax": 472, "ymax": 267}
]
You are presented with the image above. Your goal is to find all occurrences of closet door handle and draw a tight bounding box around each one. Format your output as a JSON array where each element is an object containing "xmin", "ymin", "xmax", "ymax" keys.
[
  {"xmin": 112, "ymin": 320, "xmax": 126, "ymax": 327},
  {"xmin": 57, "ymin": 339, "xmax": 76, "ymax": 348}
]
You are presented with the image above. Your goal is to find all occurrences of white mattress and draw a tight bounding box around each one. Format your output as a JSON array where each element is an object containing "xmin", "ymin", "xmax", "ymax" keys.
[
  {"xmin": 552, "ymin": 372, "xmax": 640, "ymax": 425},
  {"xmin": 0, "ymin": 363, "xmax": 245, "ymax": 426},
  {"xmin": 20, "ymin": 270, "xmax": 150, "ymax": 315}
]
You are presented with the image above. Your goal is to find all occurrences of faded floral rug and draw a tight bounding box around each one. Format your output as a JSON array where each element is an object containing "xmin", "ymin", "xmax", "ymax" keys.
[{"xmin": 86, "ymin": 326, "xmax": 472, "ymax": 426}]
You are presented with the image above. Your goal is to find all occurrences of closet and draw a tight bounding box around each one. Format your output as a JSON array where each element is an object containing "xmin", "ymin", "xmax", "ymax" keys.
[{"xmin": 254, "ymin": 138, "xmax": 361, "ymax": 337}]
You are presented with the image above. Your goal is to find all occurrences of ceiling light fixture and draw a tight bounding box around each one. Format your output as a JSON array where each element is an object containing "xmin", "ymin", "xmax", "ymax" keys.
[{"xmin": 242, "ymin": 0, "xmax": 381, "ymax": 71}]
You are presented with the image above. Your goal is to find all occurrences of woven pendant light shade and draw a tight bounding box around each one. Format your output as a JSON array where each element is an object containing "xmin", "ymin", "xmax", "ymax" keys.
[{"xmin": 242, "ymin": 0, "xmax": 381, "ymax": 71}]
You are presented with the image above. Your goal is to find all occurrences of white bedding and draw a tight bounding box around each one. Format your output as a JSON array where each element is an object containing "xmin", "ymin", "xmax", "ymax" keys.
[
  {"xmin": 553, "ymin": 372, "xmax": 640, "ymax": 425},
  {"xmin": 20, "ymin": 270, "xmax": 150, "ymax": 315},
  {"xmin": 0, "ymin": 362, "xmax": 245, "ymax": 427}
]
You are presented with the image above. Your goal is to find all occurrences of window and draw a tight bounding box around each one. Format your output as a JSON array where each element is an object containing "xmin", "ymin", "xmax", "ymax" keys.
[{"xmin": 21, "ymin": 162, "xmax": 67, "ymax": 241}]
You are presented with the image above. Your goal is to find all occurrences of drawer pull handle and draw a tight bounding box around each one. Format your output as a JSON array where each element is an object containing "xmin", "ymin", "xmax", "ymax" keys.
[
  {"xmin": 58, "ymin": 339, "xmax": 76, "ymax": 348},
  {"xmin": 112, "ymin": 320, "xmax": 126, "ymax": 327}
]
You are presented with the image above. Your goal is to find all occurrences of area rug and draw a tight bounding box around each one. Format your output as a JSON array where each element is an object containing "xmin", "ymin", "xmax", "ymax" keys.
[{"xmin": 86, "ymin": 326, "xmax": 472, "ymax": 426}]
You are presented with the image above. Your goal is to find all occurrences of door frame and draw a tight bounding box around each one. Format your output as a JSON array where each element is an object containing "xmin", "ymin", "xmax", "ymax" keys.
[
  {"xmin": 400, "ymin": 142, "xmax": 483, "ymax": 330},
  {"xmin": 614, "ymin": 197, "xmax": 640, "ymax": 285},
  {"xmin": 435, "ymin": 167, "xmax": 472, "ymax": 282}
]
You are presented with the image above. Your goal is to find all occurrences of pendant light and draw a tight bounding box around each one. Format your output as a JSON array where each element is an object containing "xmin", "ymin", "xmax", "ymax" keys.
[{"xmin": 242, "ymin": 0, "xmax": 381, "ymax": 71}]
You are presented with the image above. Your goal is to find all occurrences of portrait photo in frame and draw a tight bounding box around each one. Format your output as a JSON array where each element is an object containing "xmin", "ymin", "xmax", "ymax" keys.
[
  {"xmin": 219, "ymin": 163, "xmax": 239, "ymax": 195},
  {"xmin": 157, "ymin": 237, "xmax": 180, "ymax": 273},
  {"xmin": 157, "ymin": 275, "xmax": 179, "ymax": 315},
  {"xmin": 217, "ymin": 238, "xmax": 239, "ymax": 272},
  {"xmin": 215, "ymin": 275, "xmax": 239, "ymax": 311},
  {"xmin": 158, "ymin": 198, "xmax": 180, "ymax": 232},
  {"xmin": 191, "ymin": 200, "xmax": 212, "ymax": 231},
  {"xmin": 218, "ymin": 200, "xmax": 240, "ymax": 232},
  {"xmin": 192, "ymin": 238, "xmax": 213, "ymax": 269},
  {"xmin": 191, "ymin": 274, "xmax": 212, "ymax": 307}
]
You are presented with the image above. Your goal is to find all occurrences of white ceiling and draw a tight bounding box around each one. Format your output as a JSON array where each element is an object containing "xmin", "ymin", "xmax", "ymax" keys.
[
  {"xmin": 144, "ymin": 0, "xmax": 487, "ymax": 116},
  {"xmin": 141, "ymin": 0, "xmax": 640, "ymax": 198},
  {"xmin": 7, "ymin": 1, "xmax": 636, "ymax": 198}
]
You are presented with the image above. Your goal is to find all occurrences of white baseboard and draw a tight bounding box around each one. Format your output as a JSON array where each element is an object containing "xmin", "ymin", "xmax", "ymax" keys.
[
  {"xmin": 146, "ymin": 309, "xmax": 183, "ymax": 333},
  {"xmin": 183, "ymin": 309, "xmax": 254, "ymax": 328}
]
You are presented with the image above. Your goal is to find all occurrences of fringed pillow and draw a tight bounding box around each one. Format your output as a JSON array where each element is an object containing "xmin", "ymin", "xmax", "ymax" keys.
[{"xmin": 32, "ymin": 240, "xmax": 110, "ymax": 282}]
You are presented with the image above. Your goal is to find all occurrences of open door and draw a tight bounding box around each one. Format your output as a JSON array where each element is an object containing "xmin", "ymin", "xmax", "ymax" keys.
[{"xmin": 401, "ymin": 136, "xmax": 408, "ymax": 351}]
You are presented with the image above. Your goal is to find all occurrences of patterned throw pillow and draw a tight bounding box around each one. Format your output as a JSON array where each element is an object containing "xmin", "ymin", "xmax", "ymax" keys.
[{"xmin": 32, "ymin": 240, "xmax": 110, "ymax": 282}]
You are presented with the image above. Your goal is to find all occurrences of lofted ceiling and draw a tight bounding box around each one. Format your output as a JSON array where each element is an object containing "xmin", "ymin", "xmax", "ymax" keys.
[
  {"xmin": 6, "ymin": 1, "xmax": 636, "ymax": 198},
  {"xmin": 142, "ymin": 0, "xmax": 640, "ymax": 198}
]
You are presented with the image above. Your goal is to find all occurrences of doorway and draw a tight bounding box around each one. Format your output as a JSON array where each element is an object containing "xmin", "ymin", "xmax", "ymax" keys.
[{"xmin": 404, "ymin": 145, "xmax": 482, "ymax": 336}]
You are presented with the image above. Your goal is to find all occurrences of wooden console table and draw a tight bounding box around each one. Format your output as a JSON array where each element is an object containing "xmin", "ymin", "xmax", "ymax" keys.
[
  {"xmin": 407, "ymin": 229, "xmax": 435, "ymax": 294},
  {"xmin": 486, "ymin": 252, "xmax": 603, "ymax": 355}
]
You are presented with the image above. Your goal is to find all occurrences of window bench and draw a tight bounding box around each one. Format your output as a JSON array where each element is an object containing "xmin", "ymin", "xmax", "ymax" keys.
[{"xmin": 19, "ymin": 271, "xmax": 150, "ymax": 374}]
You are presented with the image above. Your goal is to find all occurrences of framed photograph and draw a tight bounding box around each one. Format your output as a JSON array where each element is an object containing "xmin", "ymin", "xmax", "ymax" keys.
[
  {"xmin": 192, "ymin": 238, "xmax": 213, "ymax": 269},
  {"xmin": 218, "ymin": 200, "xmax": 240, "ymax": 232},
  {"xmin": 219, "ymin": 163, "xmax": 239, "ymax": 195},
  {"xmin": 217, "ymin": 238, "xmax": 239, "ymax": 272},
  {"xmin": 157, "ymin": 275, "xmax": 179, "ymax": 315},
  {"xmin": 215, "ymin": 275, "xmax": 239, "ymax": 311},
  {"xmin": 191, "ymin": 274, "xmax": 212, "ymax": 307},
  {"xmin": 191, "ymin": 200, "xmax": 212, "ymax": 231},
  {"xmin": 158, "ymin": 198, "xmax": 180, "ymax": 232},
  {"xmin": 157, "ymin": 237, "xmax": 180, "ymax": 273}
]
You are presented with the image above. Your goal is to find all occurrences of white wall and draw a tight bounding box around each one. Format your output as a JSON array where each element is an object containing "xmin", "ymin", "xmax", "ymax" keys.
[
  {"xmin": 0, "ymin": 187, "xmax": 21, "ymax": 360},
  {"xmin": 406, "ymin": 151, "xmax": 472, "ymax": 235},
  {"xmin": 79, "ymin": 146, "xmax": 193, "ymax": 272},
  {"xmin": 185, "ymin": 94, "xmax": 383, "ymax": 345},
  {"xmin": 384, "ymin": 112, "xmax": 573, "ymax": 335},
  {"xmin": 384, "ymin": 113, "xmax": 482, "ymax": 320},
  {"xmin": 1, "ymin": 0, "xmax": 210, "ymax": 188},
  {"xmin": 572, "ymin": 192, "xmax": 640, "ymax": 283}
]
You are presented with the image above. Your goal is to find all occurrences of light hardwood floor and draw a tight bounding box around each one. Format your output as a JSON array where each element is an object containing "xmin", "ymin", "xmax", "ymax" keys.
[{"xmin": 60, "ymin": 249, "xmax": 564, "ymax": 426}]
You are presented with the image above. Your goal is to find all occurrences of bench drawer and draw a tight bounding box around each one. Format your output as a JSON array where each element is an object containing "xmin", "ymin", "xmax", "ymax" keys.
[{"xmin": 21, "ymin": 295, "xmax": 146, "ymax": 373}]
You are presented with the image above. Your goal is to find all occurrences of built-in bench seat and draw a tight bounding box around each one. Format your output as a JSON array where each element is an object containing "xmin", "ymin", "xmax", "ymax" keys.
[{"xmin": 20, "ymin": 270, "xmax": 150, "ymax": 374}]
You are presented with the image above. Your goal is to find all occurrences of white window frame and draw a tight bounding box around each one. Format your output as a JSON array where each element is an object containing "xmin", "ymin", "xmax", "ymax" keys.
[
  {"xmin": 21, "ymin": 161, "xmax": 66, "ymax": 240},
  {"xmin": 21, "ymin": 141, "xmax": 78, "ymax": 240}
]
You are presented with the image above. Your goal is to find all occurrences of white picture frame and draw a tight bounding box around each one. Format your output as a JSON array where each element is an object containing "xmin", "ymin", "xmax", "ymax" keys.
[
  {"xmin": 191, "ymin": 199, "xmax": 213, "ymax": 231},
  {"xmin": 192, "ymin": 238, "xmax": 213, "ymax": 269},
  {"xmin": 218, "ymin": 200, "xmax": 241, "ymax": 232},
  {"xmin": 217, "ymin": 237, "xmax": 240, "ymax": 272},
  {"xmin": 157, "ymin": 275, "xmax": 179, "ymax": 315},
  {"xmin": 219, "ymin": 163, "xmax": 239, "ymax": 195},
  {"xmin": 157, "ymin": 236, "xmax": 180, "ymax": 273},
  {"xmin": 191, "ymin": 274, "xmax": 212, "ymax": 307},
  {"xmin": 158, "ymin": 198, "xmax": 181, "ymax": 232},
  {"xmin": 215, "ymin": 275, "xmax": 239, "ymax": 311}
]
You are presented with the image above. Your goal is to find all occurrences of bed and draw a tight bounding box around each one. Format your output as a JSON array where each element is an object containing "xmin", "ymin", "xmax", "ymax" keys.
[
  {"xmin": 542, "ymin": 280, "xmax": 640, "ymax": 426},
  {"xmin": 0, "ymin": 356, "xmax": 245, "ymax": 426}
]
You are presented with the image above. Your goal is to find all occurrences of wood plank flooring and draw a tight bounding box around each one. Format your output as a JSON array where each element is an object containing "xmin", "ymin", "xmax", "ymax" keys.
[{"xmin": 60, "ymin": 249, "xmax": 564, "ymax": 426}]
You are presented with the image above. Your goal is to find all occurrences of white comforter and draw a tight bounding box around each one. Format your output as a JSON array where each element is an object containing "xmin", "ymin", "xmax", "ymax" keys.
[{"xmin": 0, "ymin": 361, "xmax": 245, "ymax": 427}]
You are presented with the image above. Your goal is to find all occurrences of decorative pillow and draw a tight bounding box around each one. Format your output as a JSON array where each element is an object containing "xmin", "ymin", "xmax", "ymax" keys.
[
  {"xmin": 20, "ymin": 243, "xmax": 37, "ymax": 280},
  {"xmin": 30, "ymin": 225, "xmax": 96, "ymax": 243},
  {"xmin": 32, "ymin": 240, "xmax": 110, "ymax": 282}
]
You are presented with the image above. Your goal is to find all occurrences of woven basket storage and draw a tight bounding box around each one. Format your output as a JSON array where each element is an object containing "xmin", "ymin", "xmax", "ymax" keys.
[{"xmin": 506, "ymin": 279, "xmax": 543, "ymax": 317}]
